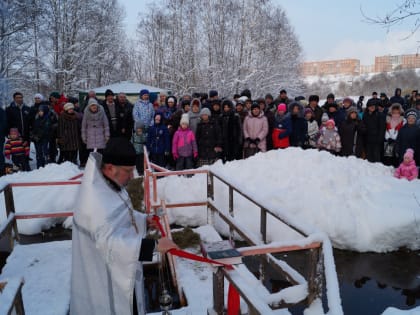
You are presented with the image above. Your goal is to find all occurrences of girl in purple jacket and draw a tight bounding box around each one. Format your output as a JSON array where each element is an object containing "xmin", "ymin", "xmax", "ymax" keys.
[{"xmin": 172, "ymin": 113, "xmax": 198, "ymax": 170}]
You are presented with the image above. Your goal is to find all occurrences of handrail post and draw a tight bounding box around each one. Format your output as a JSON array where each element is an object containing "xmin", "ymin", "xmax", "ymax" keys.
[
  {"xmin": 207, "ymin": 172, "xmax": 214, "ymax": 225},
  {"xmin": 4, "ymin": 185, "xmax": 19, "ymax": 247},
  {"xmin": 307, "ymin": 246, "xmax": 323, "ymax": 305},
  {"xmin": 260, "ymin": 208, "xmax": 267, "ymax": 244},
  {"xmin": 228, "ymin": 186, "xmax": 234, "ymax": 242},
  {"xmin": 212, "ymin": 267, "xmax": 224, "ymax": 315}
]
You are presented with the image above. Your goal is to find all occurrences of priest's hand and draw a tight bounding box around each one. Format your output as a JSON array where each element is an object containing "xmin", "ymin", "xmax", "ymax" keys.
[
  {"xmin": 146, "ymin": 215, "xmax": 160, "ymax": 230},
  {"xmin": 157, "ymin": 237, "xmax": 178, "ymax": 253}
]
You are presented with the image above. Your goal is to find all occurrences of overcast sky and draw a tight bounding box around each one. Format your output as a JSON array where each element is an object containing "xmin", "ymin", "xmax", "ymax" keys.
[{"xmin": 122, "ymin": 0, "xmax": 420, "ymax": 65}]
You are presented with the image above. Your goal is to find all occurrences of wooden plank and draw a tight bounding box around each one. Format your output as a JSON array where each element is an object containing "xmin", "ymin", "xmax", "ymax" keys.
[
  {"xmin": 4, "ymin": 185, "xmax": 19, "ymax": 245},
  {"xmin": 152, "ymin": 201, "xmax": 207, "ymax": 209},
  {"xmin": 0, "ymin": 214, "xmax": 15, "ymax": 239},
  {"xmin": 238, "ymin": 242, "xmax": 321, "ymax": 257},
  {"xmin": 14, "ymin": 212, "xmax": 73, "ymax": 220},
  {"xmin": 10, "ymin": 181, "xmax": 81, "ymax": 187}
]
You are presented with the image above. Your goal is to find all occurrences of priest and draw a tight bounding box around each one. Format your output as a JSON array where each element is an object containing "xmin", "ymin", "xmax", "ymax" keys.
[{"xmin": 70, "ymin": 137, "xmax": 176, "ymax": 315}]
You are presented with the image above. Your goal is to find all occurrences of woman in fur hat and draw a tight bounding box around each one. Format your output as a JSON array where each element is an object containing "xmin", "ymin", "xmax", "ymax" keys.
[{"xmin": 81, "ymin": 99, "xmax": 110, "ymax": 154}]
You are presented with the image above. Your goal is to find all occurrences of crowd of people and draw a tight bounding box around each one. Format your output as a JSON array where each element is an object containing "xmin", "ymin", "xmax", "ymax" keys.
[{"xmin": 1, "ymin": 87, "xmax": 420, "ymax": 180}]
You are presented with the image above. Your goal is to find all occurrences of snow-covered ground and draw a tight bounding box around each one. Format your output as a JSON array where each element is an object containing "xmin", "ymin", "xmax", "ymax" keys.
[
  {"xmin": 1, "ymin": 148, "xmax": 420, "ymax": 314},
  {"xmin": 159, "ymin": 148, "xmax": 420, "ymax": 253}
]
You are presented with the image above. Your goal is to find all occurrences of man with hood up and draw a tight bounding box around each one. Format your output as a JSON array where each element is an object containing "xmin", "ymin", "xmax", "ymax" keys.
[{"xmin": 390, "ymin": 88, "xmax": 406, "ymax": 110}]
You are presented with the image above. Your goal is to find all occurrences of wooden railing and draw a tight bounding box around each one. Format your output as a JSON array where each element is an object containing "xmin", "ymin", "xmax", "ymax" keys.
[
  {"xmin": 143, "ymin": 151, "xmax": 342, "ymax": 314},
  {"xmin": 0, "ymin": 175, "xmax": 82, "ymax": 315},
  {"xmin": 207, "ymin": 171, "xmax": 327, "ymax": 314}
]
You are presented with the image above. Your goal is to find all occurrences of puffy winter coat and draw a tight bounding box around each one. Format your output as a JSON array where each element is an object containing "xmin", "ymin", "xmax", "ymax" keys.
[
  {"xmin": 115, "ymin": 100, "xmax": 134, "ymax": 139},
  {"xmin": 289, "ymin": 103, "xmax": 307, "ymax": 147},
  {"xmin": 146, "ymin": 123, "xmax": 170, "ymax": 155},
  {"xmin": 82, "ymin": 103, "xmax": 110, "ymax": 150},
  {"xmin": 188, "ymin": 98, "xmax": 202, "ymax": 135},
  {"xmin": 243, "ymin": 112, "xmax": 269, "ymax": 152},
  {"xmin": 394, "ymin": 160, "xmax": 418, "ymax": 181},
  {"xmin": 339, "ymin": 115, "xmax": 366, "ymax": 157},
  {"xmin": 133, "ymin": 99, "xmax": 154, "ymax": 128},
  {"xmin": 58, "ymin": 111, "xmax": 80, "ymax": 151},
  {"xmin": 317, "ymin": 128, "xmax": 342, "ymax": 152},
  {"xmin": 196, "ymin": 119, "xmax": 222, "ymax": 160},
  {"xmin": 272, "ymin": 112, "xmax": 292, "ymax": 149},
  {"xmin": 6, "ymin": 102, "xmax": 31, "ymax": 141},
  {"xmin": 396, "ymin": 124, "xmax": 420, "ymax": 163},
  {"xmin": 172, "ymin": 127, "xmax": 197, "ymax": 158}
]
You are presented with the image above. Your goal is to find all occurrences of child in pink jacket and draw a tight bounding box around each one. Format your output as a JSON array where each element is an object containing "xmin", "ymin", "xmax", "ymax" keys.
[
  {"xmin": 172, "ymin": 113, "xmax": 198, "ymax": 170},
  {"xmin": 394, "ymin": 148, "xmax": 418, "ymax": 181}
]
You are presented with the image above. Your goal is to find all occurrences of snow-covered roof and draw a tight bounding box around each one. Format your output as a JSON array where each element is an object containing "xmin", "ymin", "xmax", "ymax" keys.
[{"xmin": 83, "ymin": 81, "xmax": 169, "ymax": 94}]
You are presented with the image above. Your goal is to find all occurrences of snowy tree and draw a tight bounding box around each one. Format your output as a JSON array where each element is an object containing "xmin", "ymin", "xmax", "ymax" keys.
[{"xmin": 135, "ymin": 0, "xmax": 303, "ymax": 97}]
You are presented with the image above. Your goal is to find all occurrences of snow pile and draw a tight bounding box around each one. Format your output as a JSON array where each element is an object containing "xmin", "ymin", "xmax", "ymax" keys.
[
  {"xmin": 0, "ymin": 241, "xmax": 71, "ymax": 315},
  {"xmin": 382, "ymin": 307, "xmax": 420, "ymax": 315},
  {"xmin": 158, "ymin": 148, "xmax": 420, "ymax": 253},
  {"xmin": 0, "ymin": 162, "xmax": 81, "ymax": 235}
]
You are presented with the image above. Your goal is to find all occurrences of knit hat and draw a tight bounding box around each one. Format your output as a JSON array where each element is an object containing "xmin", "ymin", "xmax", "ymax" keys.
[
  {"xmin": 241, "ymin": 89, "xmax": 252, "ymax": 99},
  {"xmin": 326, "ymin": 119, "xmax": 335, "ymax": 127},
  {"xmin": 404, "ymin": 148, "xmax": 414, "ymax": 160},
  {"xmin": 104, "ymin": 89, "xmax": 114, "ymax": 97},
  {"xmin": 88, "ymin": 98, "xmax": 99, "ymax": 106},
  {"xmin": 50, "ymin": 91, "xmax": 60, "ymax": 99},
  {"xmin": 167, "ymin": 97, "xmax": 175, "ymax": 103},
  {"xmin": 200, "ymin": 108, "xmax": 211, "ymax": 116},
  {"xmin": 343, "ymin": 97, "xmax": 353, "ymax": 105},
  {"xmin": 277, "ymin": 103, "xmax": 287, "ymax": 112},
  {"xmin": 304, "ymin": 108, "xmax": 314, "ymax": 116},
  {"xmin": 34, "ymin": 93, "xmax": 44, "ymax": 100},
  {"xmin": 209, "ymin": 90, "xmax": 218, "ymax": 98},
  {"xmin": 321, "ymin": 112, "xmax": 329, "ymax": 122},
  {"xmin": 327, "ymin": 93, "xmax": 335, "ymax": 100},
  {"xmin": 102, "ymin": 137, "xmax": 137, "ymax": 166},
  {"xmin": 63, "ymin": 102, "xmax": 74, "ymax": 111},
  {"xmin": 139, "ymin": 89, "xmax": 149, "ymax": 97},
  {"xmin": 135, "ymin": 121, "xmax": 144, "ymax": 130},
  {"xmin": 406, "ymin": 110, "xmax": 417, "ymax": 119},
  {"xmin": 180, "ymin": 113, "xmax": 189, "ymax": 125}
]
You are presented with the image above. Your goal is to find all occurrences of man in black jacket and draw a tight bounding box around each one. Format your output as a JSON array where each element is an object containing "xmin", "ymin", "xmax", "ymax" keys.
[{"xmin": 363, "ymin": 101, "xmax": 386, "ymax": 162}]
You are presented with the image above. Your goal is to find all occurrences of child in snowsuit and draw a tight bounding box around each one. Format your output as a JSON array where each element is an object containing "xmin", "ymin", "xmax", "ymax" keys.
[
  {"xmin": 4, "ymin": 128, "xmax": 30, "ymax": 171},
  {"xmin": 394, "ymin": 148, "xmax": 418, "ymax": 181},
  {"xmin": 317, "ymin": 119, "xmax": 341, "ymax": 154},
  {"xmin": 147, "ymin": 113, "xmax": 170, "ymax": 168},
  {"xmin": 172, "ymin": 113, "xmax": 198, "ymax": 170},
  {"xmin": 132, "ymin": 121, "xmax": 147, "ymax": 175},
  {"xmin": 304, "ymin": 107, "xmax": 319, "ymax": 149}
]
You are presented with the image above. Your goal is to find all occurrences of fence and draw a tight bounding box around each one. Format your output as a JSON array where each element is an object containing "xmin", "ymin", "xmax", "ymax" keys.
[
  {"xmin": 143, "ymin": 148, "xmax": 342, "ymax": 314},
  {"xmin": 0, "ymin": 175, "xmax": 82, "ymax": 315}
]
